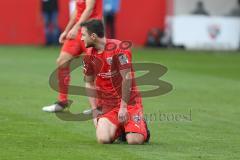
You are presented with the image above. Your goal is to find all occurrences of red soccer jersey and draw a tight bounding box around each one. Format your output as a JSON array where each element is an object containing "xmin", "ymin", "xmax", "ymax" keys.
[
  {"xmin": 76, "ymin": 0, "xmax": 103, "ymax": 21},
  {"xmin": 83, "ymin": 39, "xmax": 142, "ymax": 109}
]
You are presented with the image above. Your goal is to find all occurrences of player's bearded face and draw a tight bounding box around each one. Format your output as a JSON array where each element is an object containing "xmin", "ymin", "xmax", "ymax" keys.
[{"xmin": 81, "ymin": 27, "xmax": 94, "ymax": 48}]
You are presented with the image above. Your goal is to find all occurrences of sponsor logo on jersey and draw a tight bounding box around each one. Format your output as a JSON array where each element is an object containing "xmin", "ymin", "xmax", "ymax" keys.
[
  {"xmin": 97, "ymin": 70, "xmax": 118, "ymax": 78},
  {"xmin": 133, "ymin": 115, "xmax": 141, "ymax": 123},
  {"xmin": 208, "ymin": 24, "xmax": 221, "ymax": 40},
  {"xmin": 118, "ymin": 54, "xmax": 128, "ymax": 65},
  {"xmin": 106, "ymin": 57, "xmax": 113, "ymax": 65}
]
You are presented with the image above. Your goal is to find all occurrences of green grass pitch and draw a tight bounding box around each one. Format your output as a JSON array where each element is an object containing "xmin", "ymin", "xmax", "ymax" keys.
[{"xmin": 0, "ymin": 46, "xmax": 239, "ymax": 160}]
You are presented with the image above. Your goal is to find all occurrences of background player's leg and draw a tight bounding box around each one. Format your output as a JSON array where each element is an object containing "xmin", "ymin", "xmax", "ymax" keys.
[
  {"xmin": 96, "ymin": 118, "xmax": 118, "ymax": 144},
  {"xmin": 42, "ymin": 33, "xmax": 84, "ymax": 113},
  {"xmin": 42, "ymin": 51, "xmax": 74, "ymax": 112},
  {"xmin": 42, "ymin": 12, "xmax": 51, "ymax": 45},
  {"xmin": 56, "ymin": 51, "xmax": 74, "ymax": 103},
  {"xmin": 126, "ymin": 133, "xmax": 144, "ymax": 145}
]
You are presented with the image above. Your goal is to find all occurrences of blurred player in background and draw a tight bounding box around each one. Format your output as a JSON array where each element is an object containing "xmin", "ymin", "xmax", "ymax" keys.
[
  {"xmin": 191, "ymin": 1, "xmax": 209, "ymax": 16},
  {"xmin": 103, "ymin": 0, "xmax": 121, "ymax": 38},
  {"xmin": 42, "ymin": 0, "xmax": 103, "ymax": 112},
  {"xmin": 81, "ymin": 19, "xmax": 150, "ymax": 144},
  {"xmin": 41, "ymin": 0, "xmax": 60, "ymax": 45}
]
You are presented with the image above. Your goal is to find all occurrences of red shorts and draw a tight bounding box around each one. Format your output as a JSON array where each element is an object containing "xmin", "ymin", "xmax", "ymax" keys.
[
  {"xmin": 97, "ymin": 103, "xmax": 148, "ymax": 141},
  {"xmin": 61, "ymin": 32, "xmax": 86, "ymax": 57}
]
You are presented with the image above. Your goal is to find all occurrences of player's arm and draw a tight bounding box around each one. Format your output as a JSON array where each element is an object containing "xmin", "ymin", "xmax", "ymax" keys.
[
  {"xmin": 84, "ymin": 75, "xmax": 97, "ymax": 110},
  {"xmin": 120, "ymin": 68, "xmax": 132, "ymax": 108},
  {"xmin": 114, "ymin": 51, "xmax": 133, "ymax": 123},
  {"xmin": 83, "ymin": 55, "xmax": 97, "ymax": 109},
  {"xmin": 83, "ymin": 55, "xmax": 98, "ymax": 126},
  {"xmin": 85, "ymin": 75, "xmax": 99, "ymax": 127},
  {"xmin": 75, "ymin": 0, "xmax": 96, "ymax": 27},
  {"xmin": 67, "ymin": 0, "xmax": 96, "ymax": 39},
  {"xmin": 118, "ymin": 68, "xmax": 132, "ymax": 123},
  {"xmin": 64, "ymin": 8, "xmax": 77, "ymax": 34},
  {"xmin": 59, "ymin": 6, "xmax": 77, "ymax": 43}
]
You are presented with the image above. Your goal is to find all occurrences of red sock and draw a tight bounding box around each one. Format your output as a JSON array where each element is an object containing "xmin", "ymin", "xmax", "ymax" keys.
[{"xmin": 58, "ymin": 67, "xmax": 70, "ymax": 102}]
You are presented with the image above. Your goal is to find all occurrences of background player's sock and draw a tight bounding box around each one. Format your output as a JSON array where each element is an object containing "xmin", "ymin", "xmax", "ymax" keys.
[{"xmin": 58, "ymin": 67, "xmax": 70, "ymax": 103}]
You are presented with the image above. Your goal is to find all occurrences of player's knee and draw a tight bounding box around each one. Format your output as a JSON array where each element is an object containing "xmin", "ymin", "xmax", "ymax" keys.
[
  {"xmin": 56, "ymin": 57, "xmax": 69, "ymax": 68},
  {"xmin": 96, "ymin": 126, "xmax": 113, "ymax": 144},
  {"xmin": 56, "ymin": 52, "xmax": 72, "ymax": 68},
  {"xmin": 96, "ymin": 118, "xmax": 115, "ymax": 144},
  {"xmin": 127, "ymin": 139, "xmax": 144, "ymax": 145},
  {"xmin": 126, "ymin": 133, "xmax": 144, "ymax": 145}
]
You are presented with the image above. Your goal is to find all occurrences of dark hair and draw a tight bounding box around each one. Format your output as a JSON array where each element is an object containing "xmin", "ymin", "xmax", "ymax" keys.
[{"xmin": 80, "ymin": 19, "xmax": 105, "ymax": 38}]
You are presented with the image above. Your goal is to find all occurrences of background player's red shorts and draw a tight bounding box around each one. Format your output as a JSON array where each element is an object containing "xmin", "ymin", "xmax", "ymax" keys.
[
  {"xmin": 61, "ymin": 31, "xmax": 86, "ymax": 57},
  {"xmin": 97, "ymin": 103, "xmax": 148, "ymax": 141}
]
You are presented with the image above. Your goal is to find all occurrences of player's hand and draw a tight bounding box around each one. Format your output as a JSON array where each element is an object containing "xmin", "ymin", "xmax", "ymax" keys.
[
  {"xmin": 118, "ymin": 107, "xmax": 129, "ymax": 123},
  {"xmin": 59, "ymin": 31, "xmax": 68, "ymax": 44},
  {"xmin": 67, "ymin": 26, "xmax": 78, "ymax": 39}
]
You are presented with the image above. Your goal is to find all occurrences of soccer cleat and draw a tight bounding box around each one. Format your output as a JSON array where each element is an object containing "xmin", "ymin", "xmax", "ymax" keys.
[
  {"xmin": 42, "ymin": 100, "xmax": 72, "ymax": 112},
  {"xmin": 83, "ymin": 108, "xmax": 93, "ymax": 115},
  {"xmin": 83, "ymin": 108, "xmax": 103, "ymax": 117},
  {"xmin": 117, "ymin": 133, "xmax": 127, "ymax": 143}
]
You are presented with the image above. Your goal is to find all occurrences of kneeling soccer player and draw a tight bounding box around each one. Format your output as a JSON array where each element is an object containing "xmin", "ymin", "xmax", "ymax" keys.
[{"xmin": 81, "ymin": 19, "xmax": 150, "ymax": 144}]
